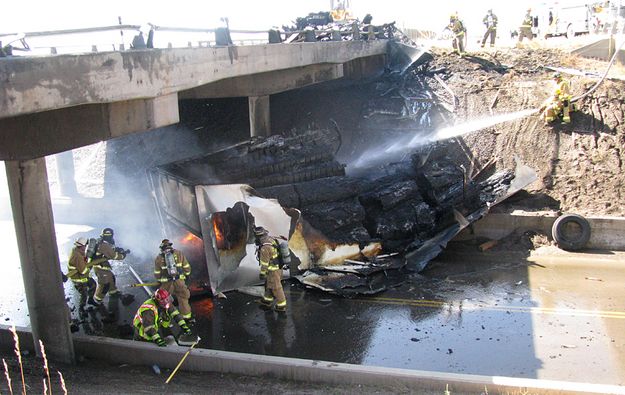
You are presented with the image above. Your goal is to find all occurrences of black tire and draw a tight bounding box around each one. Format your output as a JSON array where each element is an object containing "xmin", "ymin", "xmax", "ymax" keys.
[
  {"xmin": 566, "ymin": 24, "xmax": 575, "ymax": 39},
  {"xmin": 552, "ymin": 214, "xmax": 591, "ymax": 251}
]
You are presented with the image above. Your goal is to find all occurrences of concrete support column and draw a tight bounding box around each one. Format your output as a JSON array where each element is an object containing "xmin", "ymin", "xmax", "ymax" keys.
[
  {"xmin": 249, "ymin": 95, "xmax": 271, "ymax": 137},
  {"xmin": 56, "ymin": 150, "xmax": 78, "ymax": 197},
  {"xmin": 5, "ymin": 158, "xmax": 75, "ymax": 364}
]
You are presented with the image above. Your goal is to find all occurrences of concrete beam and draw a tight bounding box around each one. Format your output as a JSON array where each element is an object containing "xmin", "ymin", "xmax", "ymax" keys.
[
  {"xmin": 572, "ymin": 37, "xmax": 625, "ymax": 63},
  {"xmin": 0, "ymin": 41, "xmax": 387, "ymax": 119},
  {"xmin": 179, "ymin": 64, "xmax": 343, "ymax": 99},
  {"xmin": 0, "ymin": 93, "xmax": 179, "ymax": 160},
  {"xmin": 249, "ymin": 95, "xmax": 270, "ymax": 137},
  {"xmin": 342, "ymin": 54, "xmax": 386, "ymax": 80},
  {"xmin": 5, "ymin": 159, "xmax": 75, "ymax": 364}
]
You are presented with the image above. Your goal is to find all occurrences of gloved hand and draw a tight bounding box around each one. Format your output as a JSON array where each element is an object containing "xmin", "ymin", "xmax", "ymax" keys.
[
  {"xmin": 124, "ymin": 249, "xmax": 131, "ymax": 255},
  {"xmin": 180, "ymin": 323, "xmax": 192, "ymax": 335},
  {"xmin": 155, "ymin": 337, "xmax": 167, "ymax": 347}
]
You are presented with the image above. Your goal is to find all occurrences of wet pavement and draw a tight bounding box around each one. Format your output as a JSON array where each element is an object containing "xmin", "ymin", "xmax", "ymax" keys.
[
  {"xmin": 2, "ymin": 215, "xmax": 625, "ymax": 386},
  {"xmin": 191, "ymin": 244, "xmax": 625, "ymax": 386}
]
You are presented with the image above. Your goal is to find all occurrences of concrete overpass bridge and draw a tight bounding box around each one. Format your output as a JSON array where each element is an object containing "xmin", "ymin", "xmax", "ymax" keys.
[{"xmin": 0, "ymin": 40, "xmax": 388, "ymax": 363}]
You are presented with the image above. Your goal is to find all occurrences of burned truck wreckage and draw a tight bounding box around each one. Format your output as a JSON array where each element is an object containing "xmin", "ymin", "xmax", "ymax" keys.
[
  {"xmin": 148, "ymin": 50, "xmax": 537, "ymax": 298},
  {"xmin": 149, "ymin": 133, "xmax": 535, "ymax": 297}
]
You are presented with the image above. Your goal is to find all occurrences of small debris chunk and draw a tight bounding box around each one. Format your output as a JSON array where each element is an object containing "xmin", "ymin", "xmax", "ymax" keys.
[{"xmin": 479, "ymin": 240, "xmax": 498, "ymax": 252}]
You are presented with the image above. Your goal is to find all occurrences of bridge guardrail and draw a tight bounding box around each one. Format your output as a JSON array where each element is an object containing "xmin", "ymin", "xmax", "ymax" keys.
[{"xmin": 0, "ymin": 22, "xmax": 394, "ymax": 57}]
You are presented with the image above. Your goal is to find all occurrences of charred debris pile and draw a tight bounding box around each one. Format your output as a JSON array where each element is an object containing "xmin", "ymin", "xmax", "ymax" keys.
[
  {"xmin": 155, "ymin": 53, "xmax": 536, "ymax": 296},
  {"xmin": 281, "ymin": 11, "xmax": 413, "ymax": 44},
  {"xmin": 158, "ymin": 131, "xmax": 529, "ymax": 296}
]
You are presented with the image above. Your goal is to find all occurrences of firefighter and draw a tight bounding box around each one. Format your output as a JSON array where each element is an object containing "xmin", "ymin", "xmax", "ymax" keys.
[
  {"xmin": 541, "ymin": 72, "xmax": 573, "ymax": 125},
  {"xmin": 481, "ymin": 9, "xmax": 498, "ymax": 48},
  {"xmin": 254, "ymin": 226, "xmax": 287, "ymax": 312},
  {"xmin": 133, "ymin": 289, "xmax": 192, "ymax": 347},
  {"xmin": 89, "ymin": 227, "xmax": 130, "ymax": 305},
  {"xmin": 66, "ymin": 237, "xmax": 96, "ymax": 311},
  {"xmin": 448, "ymin": 14, "xmax": 466, "ymax": 56},
  {"xmin": 518, "ymin": 8, "xmax": 534, "ymax": 42},
  {"xmin": 154, "ymin": 239, "xmax": 193, "ymax": 322}
]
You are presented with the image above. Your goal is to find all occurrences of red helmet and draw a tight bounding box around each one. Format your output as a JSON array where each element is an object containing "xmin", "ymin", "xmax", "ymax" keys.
[{"xmin": 154, "ymin": 289, "xmax": 173, "ymax": 308}]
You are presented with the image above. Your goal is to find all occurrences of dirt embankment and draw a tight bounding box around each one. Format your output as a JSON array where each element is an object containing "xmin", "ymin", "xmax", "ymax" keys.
[{"xmin": 429, "ymin": 47, "xmax": 625, "ymax": 216}]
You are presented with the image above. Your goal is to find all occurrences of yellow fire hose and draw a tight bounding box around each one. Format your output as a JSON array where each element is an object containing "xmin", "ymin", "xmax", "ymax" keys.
[
  {"xmin": 165, "ymin": 336, "xmax": 201, "ymax": 384},
  {"xmin": 127, "ymin": 282, "xmax": 160, "ymax": 288}
]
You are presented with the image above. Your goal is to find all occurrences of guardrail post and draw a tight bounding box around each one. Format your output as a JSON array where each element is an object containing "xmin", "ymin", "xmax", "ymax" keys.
[
  {"xmin": 352, "ymin": 22, "xmax": 361, "ymax": 40},
  {"xmin": 304, "ymin": 30, "xmax": 316, "ymax": 42}
]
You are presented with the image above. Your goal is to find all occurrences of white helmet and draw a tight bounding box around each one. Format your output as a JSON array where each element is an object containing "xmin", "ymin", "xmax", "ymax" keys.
[{"xmin": 74, "ymin": 237, "xmax": 88, "ymax": 247}]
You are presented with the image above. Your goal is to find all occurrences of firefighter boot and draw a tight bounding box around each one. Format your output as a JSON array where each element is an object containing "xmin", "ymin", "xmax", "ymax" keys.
[
  {"xmin": 88, "ymin": 296, "xmax": 101, "ymax": 307},
  {"xmin": 562, "ymin": 105, "xmax": 571, "ymax": 124},
  {"xmin": 258, "ymin": 298, "xmax": 272, "ymax": 310},
  {"xmin": 275, "ymin": 300, "xmax": 287, "ymax": 313}
]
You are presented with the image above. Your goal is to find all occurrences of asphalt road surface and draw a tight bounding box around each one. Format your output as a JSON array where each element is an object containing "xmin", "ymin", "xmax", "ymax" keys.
[{"xmin": 1, "ymin": 218, "xmax": 624, "ymax": 387}]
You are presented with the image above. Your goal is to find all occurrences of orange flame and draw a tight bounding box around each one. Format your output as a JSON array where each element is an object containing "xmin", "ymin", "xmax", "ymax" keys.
[
  {"xmin": 179, "ymin": 232, "xmax": 202, "ymax": 247},
  {"xmin": 212, "ymin": 215, "xmax": 228, "ymax": 250}
]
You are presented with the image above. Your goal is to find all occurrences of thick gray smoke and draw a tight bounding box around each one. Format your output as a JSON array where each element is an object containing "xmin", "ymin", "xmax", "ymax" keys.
[{"xmin": 49, "ymin": 123, "xmax": 225, "ymax": 265}]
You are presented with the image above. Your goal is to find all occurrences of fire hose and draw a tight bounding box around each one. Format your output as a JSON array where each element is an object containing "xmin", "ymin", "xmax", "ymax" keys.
[
  {"xmin": 571, "ymin": 37, "xmax": 625, "ymax": 103},
  {"xmin": 165, "ymin": 336, "xmax": 201, "ymax": 384}
]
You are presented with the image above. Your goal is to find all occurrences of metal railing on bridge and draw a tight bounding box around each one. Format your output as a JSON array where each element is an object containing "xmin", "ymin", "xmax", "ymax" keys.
[{"xmin": 0, "ymin": 21, "xmax": 398, "ymax": 57}]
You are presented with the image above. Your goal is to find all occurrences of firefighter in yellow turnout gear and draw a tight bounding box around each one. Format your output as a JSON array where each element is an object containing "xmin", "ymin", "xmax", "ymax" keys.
[
  {"xmin": 448, "ymin": 14, "xmax": 466, "ymax": 56},
  {"xmin": 67, "ymin": 237, "xmax": 96, "ymax": 311},
  {"xmin": 541, "ymin": 72, "xmax": 573, "ymax": 125},
  {"xmin": 518, "ymin": 9, "xmax": 534, "ymax": 42},
  {"xmin": 133, "ymin": 289, "xmax": 191, "ymax": 347},
  {"xmin": 154, "ymin": 239, "xmax": 193, "ymax": 321},
  {"xmin": 481, "ymin": 9, "xmax": 498, "ymax": 48},
  {"xmin": 254, "ymin": 227, "xmax": 287, "ymax": 312},
  {"xmin": 89, "ymin": 228, "xmax": 130, "ymax": 304}
]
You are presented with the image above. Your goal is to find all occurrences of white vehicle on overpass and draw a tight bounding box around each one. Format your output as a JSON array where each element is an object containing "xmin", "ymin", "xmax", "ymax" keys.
[{"xmin": 539, "ymin": 1, "xmax": 596, "ymax": 38}]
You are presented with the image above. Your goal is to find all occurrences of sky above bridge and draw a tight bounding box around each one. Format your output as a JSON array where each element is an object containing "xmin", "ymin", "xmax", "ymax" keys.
[{"xmin": 5, "ymin": 0, "xmax": 554, "ymax": 34}]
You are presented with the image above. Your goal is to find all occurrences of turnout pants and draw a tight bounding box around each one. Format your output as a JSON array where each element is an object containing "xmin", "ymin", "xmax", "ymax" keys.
[
  {"xmin": 452, "ymin": 33, "xmax": 465, "ymax": 54},
  {"xmin": 160, "ymin": 279, "xmax": 192, "ymax": 319},
  {"xmin": 72, "ymin": 278, "xmax": 96, "ymax": 308},
  {"xmin": 543, "ymin": 99, "xmax": 572, "ymax": 124},
  {"xmin": 482, "ymin": 29, "xmax": 496, "ymax": 46},
  {"xmin": 94, "ymin": 267, "xmax": 118, "ymax": 302},
  {"xmin": 262, "ymin": 270, "xmax": 286, "ymax": 310},
  {"xmin": 518, "ymin": 28, "xmax": 533, "ymax": 42}
]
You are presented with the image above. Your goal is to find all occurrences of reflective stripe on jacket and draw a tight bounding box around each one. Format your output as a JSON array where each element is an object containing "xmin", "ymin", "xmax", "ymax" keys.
[
  {"xmin": 154, "ymin": 249, "xmax": 191, "ymax": 282},
  {"xmin": 91, "ymin": 241, "xmax": 124, "ymax": 270},
  {"xmin": 521, "ymin": 14, "xmax": 533, "ymax": 28},
  {"xmin": 133, "ymin": 298, "xmax": 186, "ymax": 341},
  {"xmin": 67, "ymin": 247, "xmax": 91, "ymax": 282},
  {"xmin": 258, "ymin": 237, "xmax": 281, "ymax": 272},
  {"xmin": 555, "ymin": 79, "xmax": 571, "ymax": 101},
  {"xmin": 133, "ymin": 300, "xmax": 160, "ymax": 341}
]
